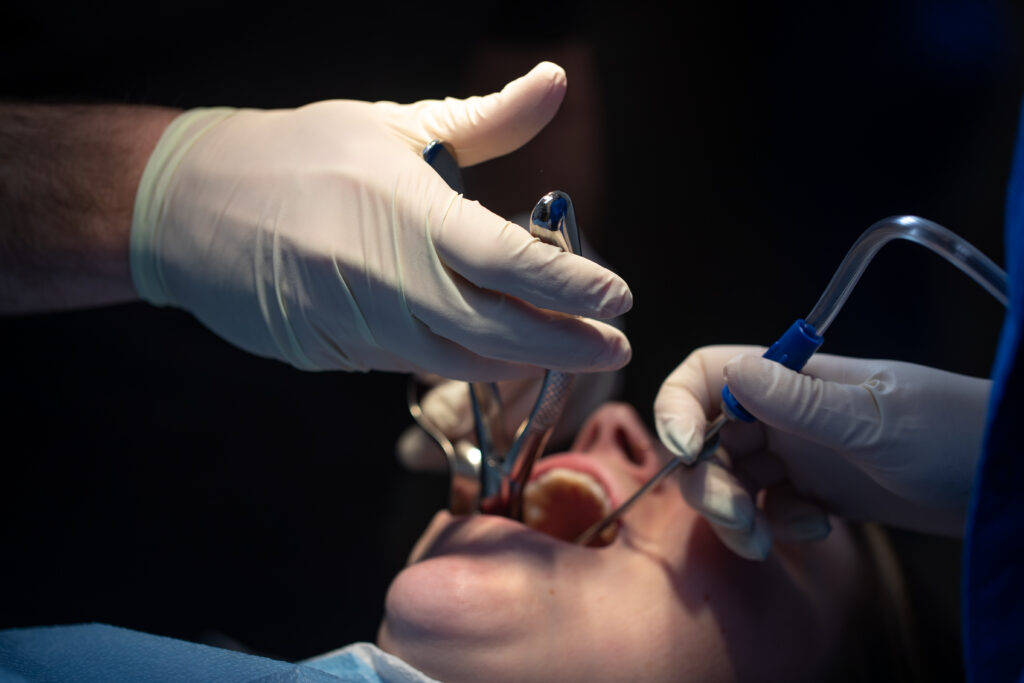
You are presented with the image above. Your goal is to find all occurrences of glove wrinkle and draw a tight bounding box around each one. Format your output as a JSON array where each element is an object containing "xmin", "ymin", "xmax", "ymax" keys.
[
  {"xmin": 735, "ymin": 356, "xmax": 888, "ymax": 453},
  {"xmin": 248, "ymin": 201, "xmax": 317, "ymax": 371},
  {"xmin": 660, "ymin": 346, "xmax": 990, "ymax": 553},
  {"xmin": 130, "ymin": 65, "xmax": 630, "ymax": 376},
  {"xmin": 326, "ymin": 253, "xmax": 374, "ymax": 370},
  {"xmin": 270, "ymin": 216, "xmax": 317, "ymax": 371},
  {"xmin": 390, "ymin": 173, "xmax": 413, "ymax": 323},
  {"xmin": 855, "ymin": 372, "xmax": 890, "ymax": 450},
  {"xmin": 131, "ymin": 107, "xmax": 236, "ymax": 305}
]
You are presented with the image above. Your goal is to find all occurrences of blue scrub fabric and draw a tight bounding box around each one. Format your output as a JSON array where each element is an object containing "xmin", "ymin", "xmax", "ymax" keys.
[
  {"xmin": 0, "ymin": 624, "xmax": 438, "ymax": 682},
  {"xmin": 962, "ymin": 100, "xmax": 1024, "ymax": 683}
]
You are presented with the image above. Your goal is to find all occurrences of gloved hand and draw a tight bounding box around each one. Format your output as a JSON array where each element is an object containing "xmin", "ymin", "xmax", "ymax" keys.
[
  {"xmin": 130, "ymin": 62, "xmax": 632, "ymax": 378},
  {"xmin": 653, "ymin": 345, "xmax": 991, "ymax": 560}
]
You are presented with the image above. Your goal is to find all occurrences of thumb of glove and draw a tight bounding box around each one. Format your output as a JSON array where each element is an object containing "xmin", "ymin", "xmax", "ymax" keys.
[{"xmin": 388, "ymin": 61, "xmax": 568, "ymax": 167}]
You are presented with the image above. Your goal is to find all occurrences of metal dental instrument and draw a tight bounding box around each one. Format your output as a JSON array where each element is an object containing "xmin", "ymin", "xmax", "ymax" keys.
[
  {"xmin": 574, "ymin": 415, "xmax": 726, "ymax": 546},
  {"xmin": 476, "ymin": 192, "xmax": 580, "ymax": 518},
  {"xmin": 411, "ymin": 141, "xmax": 581, "ymax": 519},
  {"xmin": 488, "ymin": 192, "xmax": 579, "ymax": 518},
  {"xmin": 406, "ymin": 379, "xmax": 481, "ymax": 514},
  {"xmin": 407, "ymin": 140, "xmax": 490, "ymax": 513},
  {"xmin": 577, "ymin": 215, "xmax": 1009, "ymax": 546}
]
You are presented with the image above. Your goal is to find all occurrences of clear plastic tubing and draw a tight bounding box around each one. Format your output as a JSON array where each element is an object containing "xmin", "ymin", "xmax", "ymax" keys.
[
  {"xmin": 805, "ymin": 215, "xmax": 1009, "ymax": 336},
  {"xmin": 577, "ymin": 215, "xmax": 1010, "ymax": 546}
]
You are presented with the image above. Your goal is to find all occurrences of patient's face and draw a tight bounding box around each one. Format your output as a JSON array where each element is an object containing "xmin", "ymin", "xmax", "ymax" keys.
[{"xmin": 378, "ymin": 403, "xmax": 861, "ymax": 683}]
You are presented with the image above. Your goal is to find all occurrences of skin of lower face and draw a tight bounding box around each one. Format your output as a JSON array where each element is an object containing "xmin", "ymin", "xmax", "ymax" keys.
[{"xmin": 377, "ymin": 403, "xmax": 862, "ymax": 683}]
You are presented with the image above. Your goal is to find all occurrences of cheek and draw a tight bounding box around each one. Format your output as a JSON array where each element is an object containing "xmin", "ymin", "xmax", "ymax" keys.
[
  {"xmin": 540, "ymin": 557, "xmax": 739, "ymax": 683},
  {"xmin": 620, "ymin": 489, "xmax": 702, "ymax": 562},
  {"xmin": 666, "ymin": 520, "xmax": 860, "ymax": 682}
]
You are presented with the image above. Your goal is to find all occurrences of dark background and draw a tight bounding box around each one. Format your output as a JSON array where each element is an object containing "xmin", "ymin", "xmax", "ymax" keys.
[{"xmin": 2, "ymin": 1, "xmax": 1021, "ymax": 678}]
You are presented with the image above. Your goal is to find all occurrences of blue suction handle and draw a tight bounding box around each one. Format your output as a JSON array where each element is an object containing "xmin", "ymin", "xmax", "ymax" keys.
[{"xmin": 721, "ymin": 319, "xmax": 824, "ymax": 422}]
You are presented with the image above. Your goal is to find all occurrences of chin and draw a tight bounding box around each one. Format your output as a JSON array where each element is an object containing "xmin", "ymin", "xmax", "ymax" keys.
[
  {"xmin": 377, "ymin": 505, "xmax": 602, "ymax": 683},
  {"xmin": 377, "ymin": 537, "xmax": 528, "ymax": 681},
  {"xmin": 381, "ymin": 510, "xmax": 556, "ymax": 641}
]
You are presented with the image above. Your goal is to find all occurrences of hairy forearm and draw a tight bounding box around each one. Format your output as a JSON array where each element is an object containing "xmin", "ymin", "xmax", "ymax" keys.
[{"xmin": 0, "ymin": 103, "xmax": 181, "ymax": 313}]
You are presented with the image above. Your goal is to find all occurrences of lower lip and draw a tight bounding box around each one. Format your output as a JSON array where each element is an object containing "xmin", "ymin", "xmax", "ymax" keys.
[{"xmin": 420, "ymin": 509, "xmax": 616, "ymax": 559}]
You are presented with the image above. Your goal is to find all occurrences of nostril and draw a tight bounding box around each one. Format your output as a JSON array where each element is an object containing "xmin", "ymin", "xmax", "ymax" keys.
[
  {"xmin": 614, "ymin": 427, "xmax": 647, "ymax": 466},
  {"xmin": 571, "ymin": 403, "xmax": 661, "ymax": 471}
]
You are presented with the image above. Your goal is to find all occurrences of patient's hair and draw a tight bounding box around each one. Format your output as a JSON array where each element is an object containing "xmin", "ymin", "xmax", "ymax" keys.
[{"xmin": 825, "ymin": 523, "xmax": 924, "ymax": 683}]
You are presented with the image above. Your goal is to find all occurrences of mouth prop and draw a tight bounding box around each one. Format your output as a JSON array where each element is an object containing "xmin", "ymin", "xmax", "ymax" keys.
[{"xmin": 521, "ymin": 467, "xmax": 618, "ymax": 547}]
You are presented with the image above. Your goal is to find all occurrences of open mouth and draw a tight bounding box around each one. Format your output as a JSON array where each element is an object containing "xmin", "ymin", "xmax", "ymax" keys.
[{"xmin": 521, "ymin": 461, "xmax": 618, "ymax": 547}]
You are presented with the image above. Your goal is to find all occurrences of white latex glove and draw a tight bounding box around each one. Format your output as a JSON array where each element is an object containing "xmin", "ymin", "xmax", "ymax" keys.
[
  {"xmin": 130, "ymin": 62, "xmax": 632, "ymax": 378},
  {"xmin": 398, "ymin": 228, "xmax": 625, "ymax": 471},
  {"xmin": 654, "ymin": 345, "xmax": 991, "ymax": 560}
]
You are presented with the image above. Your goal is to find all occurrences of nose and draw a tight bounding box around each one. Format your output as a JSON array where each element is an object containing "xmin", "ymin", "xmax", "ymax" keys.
[{"xmin": 569, "ymin": 403, "xmax": 664, "ymax": 477}]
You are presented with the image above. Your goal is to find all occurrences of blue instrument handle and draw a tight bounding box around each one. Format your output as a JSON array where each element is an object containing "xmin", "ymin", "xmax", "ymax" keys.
[{"xmin": 720, "ymin": 318, "xmax": 824, "ymax": 422}]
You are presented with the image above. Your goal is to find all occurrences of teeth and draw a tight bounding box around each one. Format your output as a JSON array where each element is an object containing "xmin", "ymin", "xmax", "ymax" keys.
[
  {"xmin": 524, "ymin": 469, "xmax": 611, "ymax": 519},
  {"xmin": 522, "ymin": 468, "xmax": 616, "ymax": 546}
]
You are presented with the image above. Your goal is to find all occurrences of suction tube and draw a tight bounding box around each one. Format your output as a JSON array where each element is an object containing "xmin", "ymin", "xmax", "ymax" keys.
[
  {"xmin": 722, "ymin": 215, "xmax": 1009, "ymax": 423},
  {"xmin": 806, "ymin": 215, "xmax": 1008, "ymax": 335}
]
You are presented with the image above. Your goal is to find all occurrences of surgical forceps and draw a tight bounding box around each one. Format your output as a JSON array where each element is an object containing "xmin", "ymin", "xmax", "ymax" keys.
[{"xmin": 407, "ymin": 141, "xmax": 580, "ymax": 519}]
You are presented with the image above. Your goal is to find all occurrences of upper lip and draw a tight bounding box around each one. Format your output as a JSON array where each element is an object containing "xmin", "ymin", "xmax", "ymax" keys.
[{"xmin": 528, "ymin": 453, "xmax": 626, "ymax": 511}]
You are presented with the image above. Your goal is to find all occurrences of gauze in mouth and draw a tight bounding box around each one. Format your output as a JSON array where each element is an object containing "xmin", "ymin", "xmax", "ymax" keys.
[{"xmin": 522, "ymin": 468, "xmax": 618, "ymax": 547}]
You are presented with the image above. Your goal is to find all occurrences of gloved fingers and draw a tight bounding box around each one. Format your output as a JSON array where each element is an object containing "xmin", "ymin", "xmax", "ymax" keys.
[
  {"xmin": 762, "ymin": 483, "xmax": 832, "ymax": 543},
  {"xmin": 724, "ymin": 354, "xmax": 885, "ymax": 452},
  {"xmin": 677, "ymin": 459, "xmax": 757, "ymax": 532},
  {"xmin": 418, "ymin": 376, "xmax": 540, "ymax": 442},
  {"xmin": 708, "ymin": 512, "xmax": 773, "ymax": 561},
  {"xmin": 432, "ymin": 195, "xmax": 633, "ymax": 321},
  {"xmin": 397, "ymin": 376, "xmax": 547, "ymax": 471},
  {"xmin": 654, "ymin": 348, "xmax": 863, "ymax": 462},
  {"xmin": 678, "ymin": 451, "xmax": 773, "ymax": 560},
  {"xmin": 418, "ymin": 379, "xmax": 476, "ymax": 441},
  {"xmin": 727, "ymin": 449, "xmax": 788, "ymax": 494},
  {"xmin": 391, "ymin": 61, "xmax": 568, "ymax": 167},
  {"xmin": 654, "ymin": 346, "xmax": 765, "ymax": 463},
  {"xmin": 411, "ymin": 372, "xmax": 448, "ymax": 388},
  {"xmin": 384, "ymin": 318, "xmax": 549, "ymax": 381},
  {"xmin": 412, "ymin": 279, "xmax": 631, "ymax": 374},
  {"xmin": 396, "ymin": 425, "xmax": 449, "ymax": 472},
  {"xmin": 714, "ymin": 415, "xmax": 770, "ymax": 465}
]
